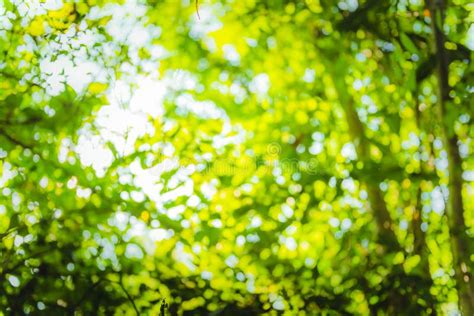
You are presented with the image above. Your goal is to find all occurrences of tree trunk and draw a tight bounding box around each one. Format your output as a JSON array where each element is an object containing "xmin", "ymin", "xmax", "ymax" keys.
[
  {"xmin": 427, "ymin": 0, "xmax": 474, "ymax": 314},
  {"xmin": 413, "ymin": 88, "xmax": 431, "ymax": 270},
  {"xmin": 329, "ymin": 60, "xmax": 400, "ymax": 250}
]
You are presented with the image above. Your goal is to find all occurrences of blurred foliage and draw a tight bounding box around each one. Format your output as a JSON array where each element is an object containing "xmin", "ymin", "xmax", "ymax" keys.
[{"xmin": 0, "ymin": 0, "xmax": 473, "ymax": 315}]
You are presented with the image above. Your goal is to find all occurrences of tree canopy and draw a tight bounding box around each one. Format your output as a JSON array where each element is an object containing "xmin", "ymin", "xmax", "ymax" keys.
[{"xmin": 0, "ymin": 0, "xmax": 473, "ymax": 314}]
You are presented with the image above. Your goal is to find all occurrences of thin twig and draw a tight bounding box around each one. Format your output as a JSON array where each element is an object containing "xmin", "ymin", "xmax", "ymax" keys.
[
  {"xmin": 196, "ymin": 0, "xmax": 200, "ymax": 20},
  {"xmin": 118, "ymin": 274, "xmax": 140, "ymax": 315},
  {"xmin": 0, "ymin": 129, "xmax": 33, "ymax": 149}
]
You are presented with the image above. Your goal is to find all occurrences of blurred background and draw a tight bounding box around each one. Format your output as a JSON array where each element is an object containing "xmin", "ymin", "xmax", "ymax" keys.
[{"xmin": 0, "ymin": 0, "xmax": 473, "ymax": 314}]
